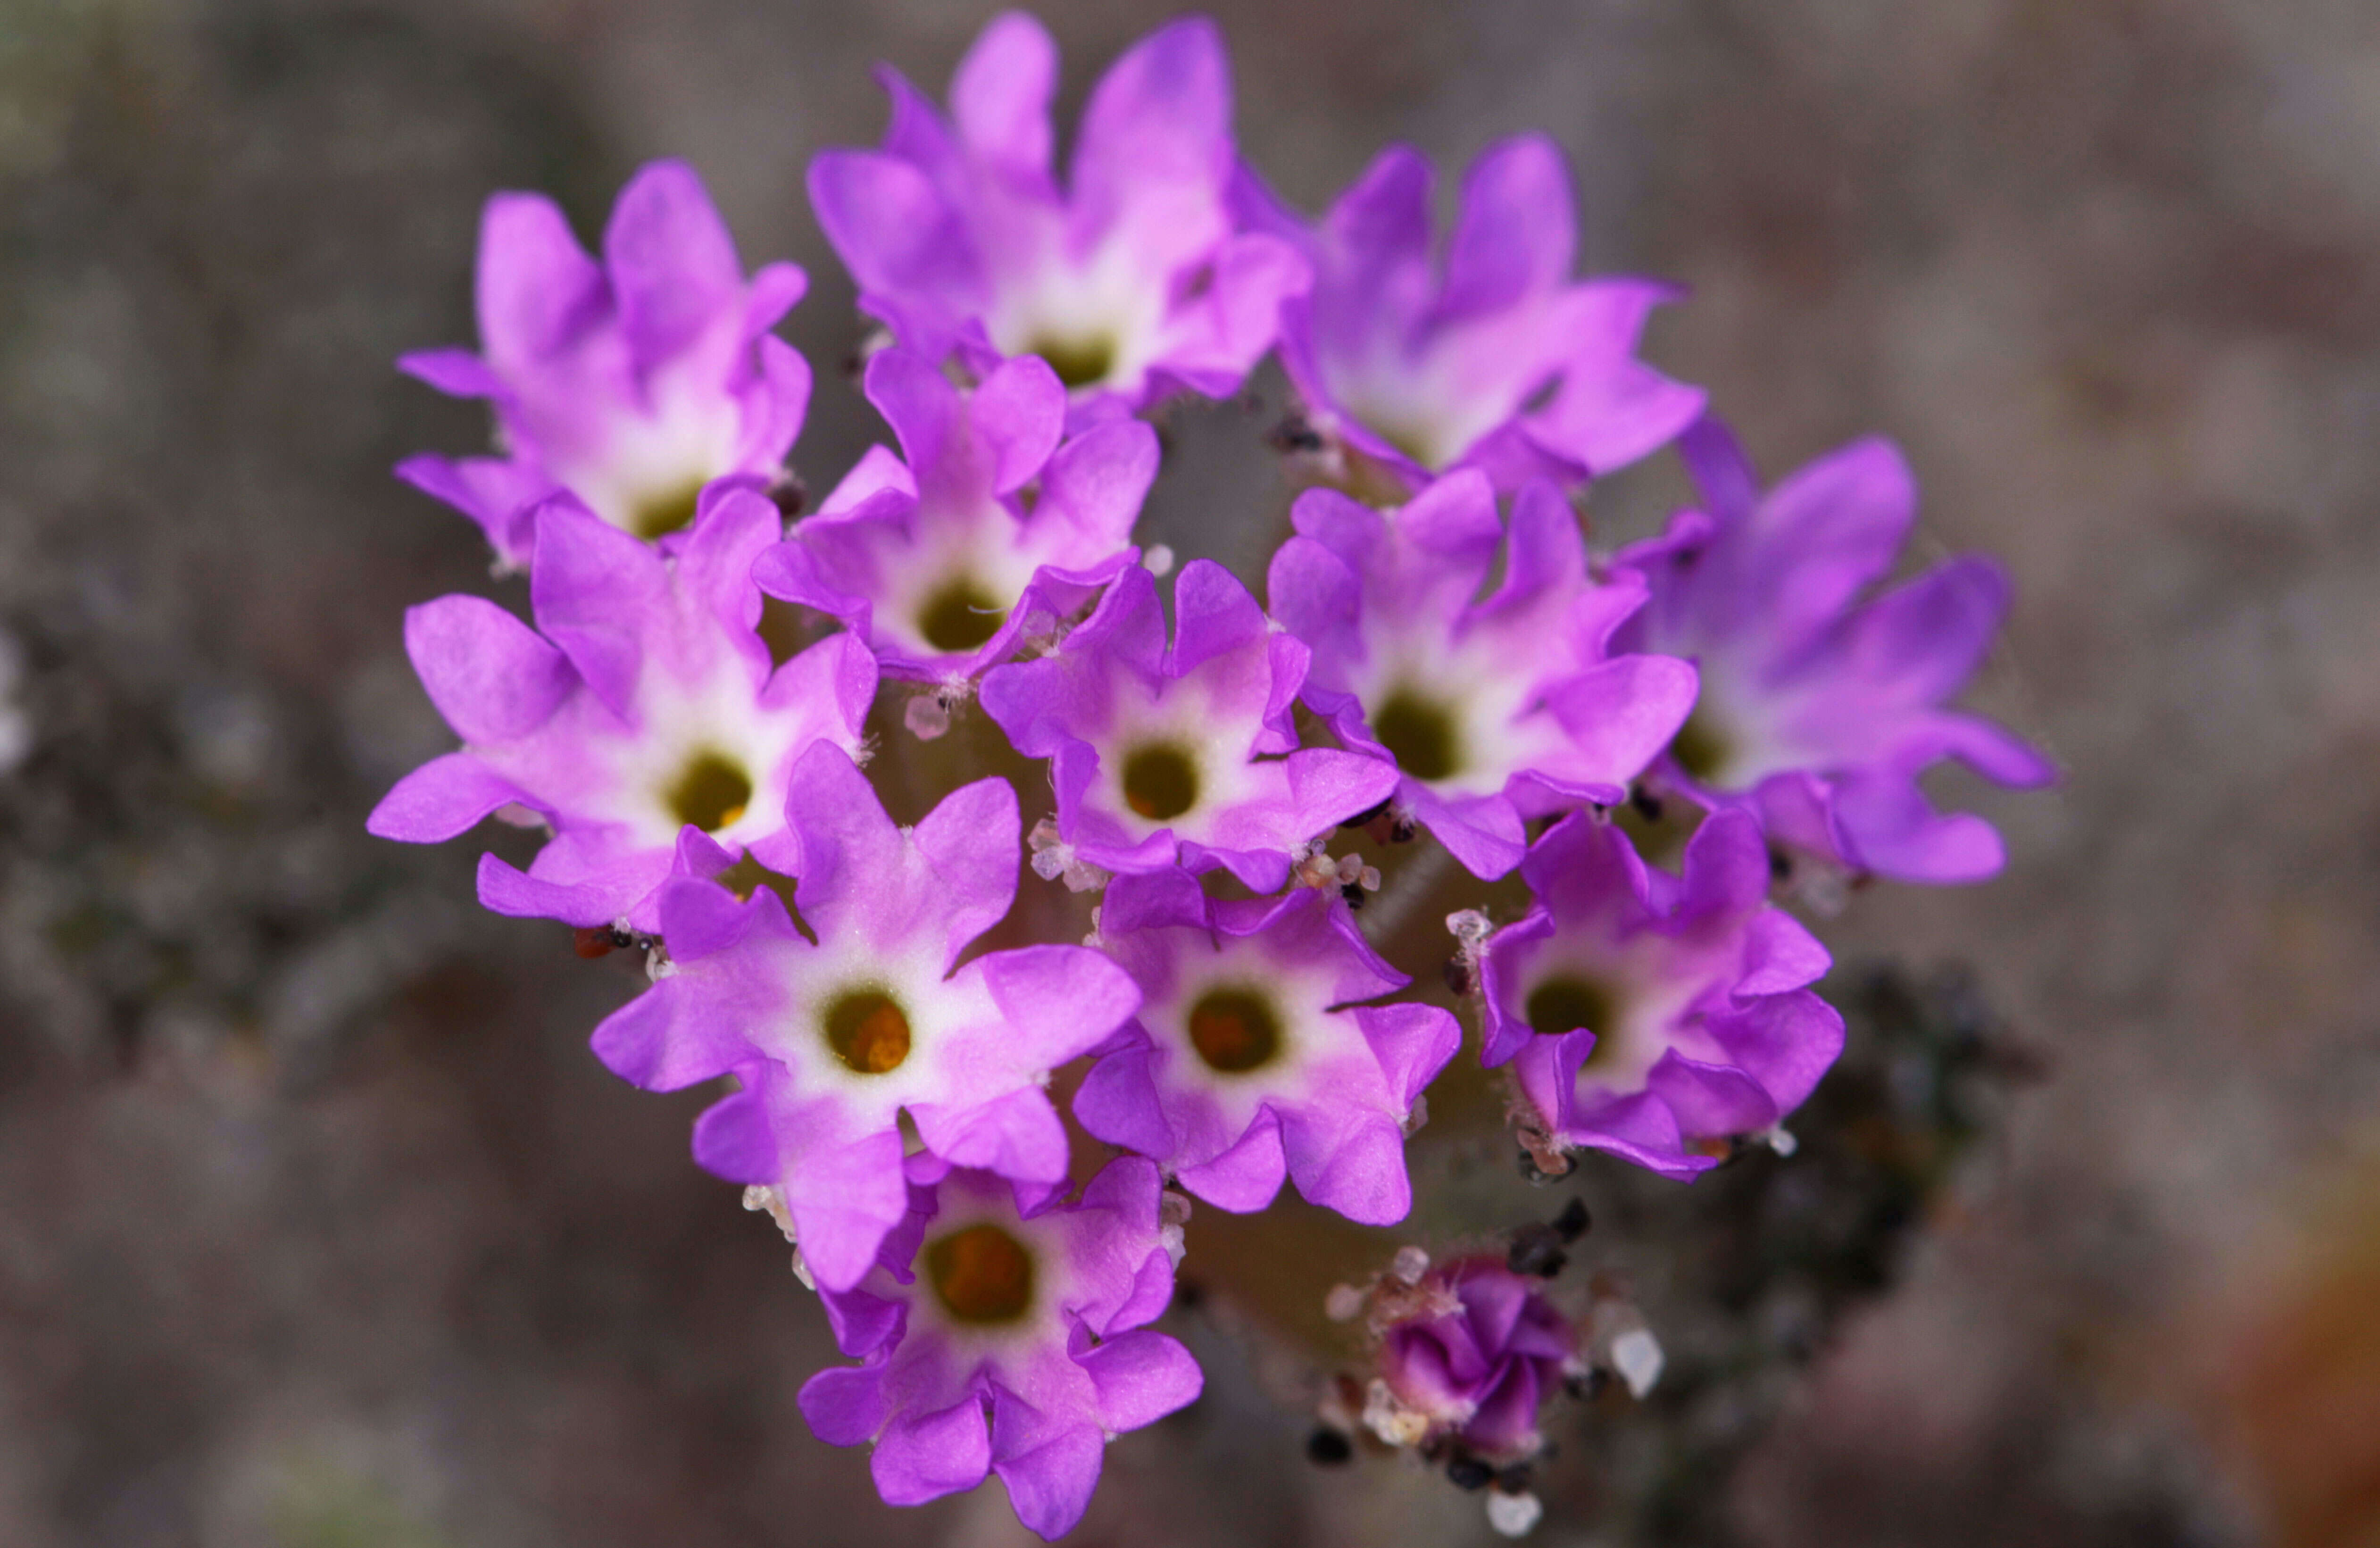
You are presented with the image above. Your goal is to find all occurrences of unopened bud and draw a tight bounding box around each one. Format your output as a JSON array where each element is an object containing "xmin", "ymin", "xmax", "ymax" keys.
[{"xmin": 903, "ymin": 693, "xmax": 951, "ymax": 741}]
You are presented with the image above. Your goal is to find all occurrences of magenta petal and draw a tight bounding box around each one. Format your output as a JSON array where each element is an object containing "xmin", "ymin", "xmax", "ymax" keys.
[
  {"xmin": 396, "ymin": 348, "xmax": 501, "ymax": 399},
  {"xmin": 1749, "ymin": 436, "xmax": 1915, "ymax": 645},
  {"xmin": 1035, "ymin": 418, "xmax": 1160, "ymax": 537},
  {"xmin": 1174, "ymin": 1109, "xmax": 1287, "ymax": 1213},
  {"xmin": 872, "ymin": 1399, "xmax": 992, "ymax": 1507},
  {"xmin": 1440, "ymin": 133, "xmax": 1573, "ymax": 317},
  {"xmin": 1405, "ymin": 784, "xmax": 1528, "ymax": 881},
  {"xmin": 473, "ymin": 851, "xmax": 625, "ymax": 929},
  {"xmin": 366, "ymin": 753, "xmax": 529, "ymax": 842},
  {"xmin": 1644, "ymin": 1050, "xmax": 1778, "ymax": 1140},
  {"xmin": 1829, "ymin": 770, "xmax": 2008, "ymax": 884},
  {"xmin": 1540, "ymin": 654, "xmax": 1700, "ymax": 788},
  {"xmin": 786, "ymin": 1126, "xmax": 913, "ymax": 1292},
  {"xmin": 1284, "ymin": 1114, "xmax": 1411, "ymax": 1226},
  {"xmin": 1564, "ymin": 1089, "xmax": 1711, "ymax": 1180},
  {"xmin": 950, "ymin": 11, "xmax": 1058, "ymax": 175},
  {"xmin": 604, "ymin": 159, "xmax": 742, "ymax": 366},
  {"xmin": 1168, "ymin": 559, "xmax": 1267, "ymax": 675},
  {"xmin": 1355, "ymin": 1002, "xmax": 1462, "ymax": 1112},
  {"xmin": 474, "ymin": 191, "xmax": 604, "ymax": 369},
  {"xmin": 779, "ymin": 744, "xmax": 912, "ymax": 921},
  {"xmin": 1096, "ymin": 866, "xmax": 1208, "ymax": 936},
  {"xmin": 990, "ymin": 1405, "xmax": 1103, "ymax": 1542},
  {"xmin": 972, "ymin": 353, "xmax": 1068, "ymax": 494},
  {"xmin": 807, "ymin": 150, "xmax": 980, "ymax": 332},
  {"xmin": 1710, "ymin": 990, "xmax": 1845, "ymax": 1117},
  {"xmin": 1072, "ymin": 1035, "xmax": 1175, "ymax": 1159},
  {"xmin": 1072, "ymin": 16, "xmax": 1231, "ymax": 228},
  {"xmin": 1079, "ymin": 1329, "xmax": 1202, "ymax": 1432},
  {"xmin": 1284, "ymin": 746, "xmax": 1400, "ymax": 831},
  {"xmin": 591, "ymin": 980, "xmax": 751, "ymax": 1092},
  {"xmin": 654, "ymin": 873, "xmax": 781, "ymax": 960},
  {"xmin": 819, "ymin": 1283, "xmax": 906, "ymax": 1361},
  {"xmin": 676, "ymin": 487, "xmax": 780, "ymax": 644},
  {"xmin": 907, "ymin": 775, "xmax": 1025, "ymax": 970},
  {"xmin": 403, "ymin": 596, "xmax": 575, "ymax": 744},
  {"xmin": 1736, "ymin": 907, "xmax": 1833, "ymax": 997},
  {"xmin": 1675, "ymin": 808, "xmax": 1772, "ymax": 921},
  {"xmin": 908, "ymin": 1086, "xmax": 1071, "ymax": 1184},
  {"xmin": 798, "ymin": 1364, "xmax": 890, "ymax": 1447},
  {"xmin": 529, "ymin": 500, "xmax": 670, "ymax": 717},
  {"xmin": 979, "ymin": 945, "xmax": 1142, "ymax": 1068},
  {"xmin": 690, "ymin": 1087, "xmax": 778, "ymax": 1182}
]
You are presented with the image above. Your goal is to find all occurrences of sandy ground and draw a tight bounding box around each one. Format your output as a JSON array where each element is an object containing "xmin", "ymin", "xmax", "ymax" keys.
[{"xmin": 2, "ymin": 1, "xmax": 2377, "ymax": 1544}]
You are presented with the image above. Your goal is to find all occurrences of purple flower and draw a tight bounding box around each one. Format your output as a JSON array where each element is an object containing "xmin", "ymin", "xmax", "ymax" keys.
[
  {"xmin": 981, "ymin": 558, "xmax": 1399, "ymax": 891},
  {"xmin": 808, "ymin": 13, "xmax": 1305, "ymax": 416},
  {"xmin": 752, "ymin": 348, "xmax": 1156, "ymax": 683},
  {"xmin": 1235, "ymin": 135, "xmax": 1701, "ymax": 493},
  {"xmin": 1374, "ymin": 1256, "xmax": 1578, "ymax": 1462},
  {"xmin": 588, "ymin": 743, "xmax": 1141, "ymax": 1291},
  {"xmin": 1613, "ymin": 422, "xmax": 2056, "ymax": 884},
  {"xmin": 1268, "ymin": 471, "xmax": 1700, "ymax": 880},
  {"xmin": 397, "ymin": 160, "xmax": 810, "ymax": 566},
  {"xmin": 1072, "ymin": 869, "xmax": 1457, "ymax": 1223},
  {"xmin": 1480, "ymin": 808, "xmax": 1842, "ymax": 1180},
  {"xmin": 366, "ymin": 492, "xmax": 873, "ymax": 931},
  {"xmin": 797, "ymin": 1158, "xmax": 1200, "ymax": 1540}
]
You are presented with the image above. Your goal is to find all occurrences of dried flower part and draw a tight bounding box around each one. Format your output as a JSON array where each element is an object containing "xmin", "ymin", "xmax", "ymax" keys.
[{"xmin": 398, "ymin": 160, "xmax": 812, "ymax": 566}]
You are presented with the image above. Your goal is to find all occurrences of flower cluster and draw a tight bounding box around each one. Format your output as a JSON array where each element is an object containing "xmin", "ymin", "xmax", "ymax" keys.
[{"xmin": 374, "ymin": 11, "xmax": 2047, "ymax": 1539}]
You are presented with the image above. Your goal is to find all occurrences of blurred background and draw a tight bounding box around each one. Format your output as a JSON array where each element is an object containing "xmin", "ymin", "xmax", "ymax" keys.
[{"xmin": 2, "ymin": 0, "xmax": 2378, "ymax": 1543}]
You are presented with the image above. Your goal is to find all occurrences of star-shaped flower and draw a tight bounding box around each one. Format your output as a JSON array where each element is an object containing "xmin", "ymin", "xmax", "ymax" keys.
[
  {"xmin": 588, "ymin": 744, "xmax": 1140, "ymax": 1290},
  {"xmin": 1613, "ymin": 421, "xmax": 2056, "ymax": 884},
  {"xmin": 809, "ymin": 13, "xmax": 1305, "ymax": 418},
  {"xmin": 1481, "ymin": 809, "xmax": 1843, "ymax": 1179},
  {"xmin": 398, "ymin": 160, "xmax": 810, "ymax": 566},
  {"xmin": 1269, "ymin": 471, "xmax": 1698, "ymax": 879},
  {"xmin": 367, "ymin": 491, "xmax": 873, "ymax": 931}
]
